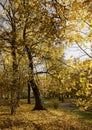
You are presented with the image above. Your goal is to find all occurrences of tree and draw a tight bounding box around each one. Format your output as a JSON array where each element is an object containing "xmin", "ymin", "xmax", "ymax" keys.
[
  {"xmin": 0, "ymin": 0, "xmax": 21, "ymax": 114},
  {"xmin": 18, "ymin": 0, "xmax": 67, "ymax": 109},
  {"xmin": 74, "ymin": 60, "xmax": 92, "ymax": 110}
]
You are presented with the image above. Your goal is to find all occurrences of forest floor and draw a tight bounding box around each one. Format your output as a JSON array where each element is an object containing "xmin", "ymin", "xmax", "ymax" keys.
[{"xmin": 0, "ymin": 103, "xmax": 92, "ymax": 130}]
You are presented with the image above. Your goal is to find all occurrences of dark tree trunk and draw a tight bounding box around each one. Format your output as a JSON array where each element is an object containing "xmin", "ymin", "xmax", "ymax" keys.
[
  {"xmin": 16, "ymin": 89, "xmax": 20, "ymax": 107},
  {"xmin": 61, "ymin": 94, "xmax": 64, "ymax": 102},
  {"xmin": 58, "ymin": 93, "xmax": 61, "ymax": 101},
  {"xmin": 30, "ymin": 79, "xmax": 46, "ymax": 110},
  {"xmin": 11, "ymin": 45, "xmax": 18, "ymax": 115},
  {"xmin": 25, "ymin": 46, "xmax": 46, "ymax": 110},
  {"xmin": 58, "ymin": 93, "xmax": 64, "ymax": 102},
  {"xmin": 27, "ymin": 82, "xmax": 31, "ymax": 104}
]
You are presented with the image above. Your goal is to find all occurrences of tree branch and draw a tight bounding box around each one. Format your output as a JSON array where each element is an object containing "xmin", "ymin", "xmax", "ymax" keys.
[{"xmin": 76, "ymin": 42, "xmax": 92, "ymax": 59}]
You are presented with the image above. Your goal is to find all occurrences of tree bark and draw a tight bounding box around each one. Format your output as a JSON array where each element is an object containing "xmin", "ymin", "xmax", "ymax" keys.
[
  {"xmin": 30, "ymin": 79, "xmax": 46, "ymax": 110},
  {"xmin": 11, "ymin": 45, "xmax": 19, "ymax": 115},
  {"xmin": 26, "ymin": 46, "xmax": 46, "ymax": 110}
]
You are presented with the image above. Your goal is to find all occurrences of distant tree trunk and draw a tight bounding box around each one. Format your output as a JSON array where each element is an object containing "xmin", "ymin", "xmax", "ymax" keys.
[
  {"xmin": 27, "ymin": 82, "xmax": 31, "ymax": 104},
  {"xmin": 58, "ymin": 93, "xmax": 61, "ymax": 101},
  {"xmin": 58, "ymin": 93, "xmax": 64, "ymax": 102},
  {"xmin": 61, "ymin": 94, "xmax": 64, "ymax": 102},
  {"xmin": 16, "ymin": 84, "xmax": 21, "ymax": 107},
  {"xmin": 0, "ymin": 93, "xmax": 3, "ymax": 99},
  {"xmin": 17, "ymin": 92, "xmax": 20, "ymax": 107},
  {"xmin": 26, "ymin": 46, "xmax": 46, "ymax": 110}
]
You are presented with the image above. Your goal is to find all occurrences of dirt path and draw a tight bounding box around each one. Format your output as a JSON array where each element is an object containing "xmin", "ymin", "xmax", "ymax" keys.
[{"xmin": 58, "ymin": 103, "xmax": 79, "ymax": 111}]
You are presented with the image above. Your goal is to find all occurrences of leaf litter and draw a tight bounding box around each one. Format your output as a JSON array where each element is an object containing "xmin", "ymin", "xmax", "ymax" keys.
[{"xmin": 0, "ymin": 104, "xmax": 92, "ymax": 130}]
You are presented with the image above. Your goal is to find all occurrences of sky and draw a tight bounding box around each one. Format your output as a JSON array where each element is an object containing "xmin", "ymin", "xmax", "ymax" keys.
[{"xmin": 65, "ymin": 43, "xmax": 92, "ymax": 60}]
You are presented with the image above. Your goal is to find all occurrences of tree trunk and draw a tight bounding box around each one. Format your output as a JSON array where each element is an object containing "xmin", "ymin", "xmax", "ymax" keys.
[
  {"xmin": 26, "ymin": 46, "xmax": 46, "ymax": 110},
  {"xmin": 61, "ymin": 94, "xmax": 64, "ymax": 102},
  {"xmin": 30, "ymin": 79, "xmax": 46, "ymax": 110},
  {"xmin": 27, "ymin": 82, "xmax": 31, "ymax": 104},
  {"xmin": 16, "ymin": 90, "xmax": 20, "ymax": 107},
  {"xmin": 11, "ymin": 45, "xmax": 18, "ymax": 115}
]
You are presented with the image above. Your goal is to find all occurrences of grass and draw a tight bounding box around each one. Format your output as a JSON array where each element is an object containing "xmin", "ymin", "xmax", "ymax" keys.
[{"xmin": 70, "ymin": 110, "xmax": 92, "ymax": 122}]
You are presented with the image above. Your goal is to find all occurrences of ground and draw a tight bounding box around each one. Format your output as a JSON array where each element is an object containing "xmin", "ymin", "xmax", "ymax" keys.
[{"xmin": 0, "ymin": 103, "xmax": 92, "ymax": 130}]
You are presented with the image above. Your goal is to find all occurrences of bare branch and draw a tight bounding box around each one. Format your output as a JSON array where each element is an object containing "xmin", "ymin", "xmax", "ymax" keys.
[
  {"xmin": 76, "ymin": 42, "xmax": 92, "ymax": 59},
  {"xmin": 85, "ymin": 21, "xmax": 92, "ymax": 27}
]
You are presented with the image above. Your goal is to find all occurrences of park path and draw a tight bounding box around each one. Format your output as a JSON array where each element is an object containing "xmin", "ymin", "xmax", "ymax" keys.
[{"xmin": 58, "ymin": 102, "xmax": 79, "ymax": 111}]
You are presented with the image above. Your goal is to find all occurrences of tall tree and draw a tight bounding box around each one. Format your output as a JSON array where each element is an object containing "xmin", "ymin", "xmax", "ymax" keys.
[
  {"xmin": 17, "ymin": 0, "xmax": 67, "ymax": 109},
  {"xmin": 0, "ymin": 0, "xmax": 21, "ymax": 114}
]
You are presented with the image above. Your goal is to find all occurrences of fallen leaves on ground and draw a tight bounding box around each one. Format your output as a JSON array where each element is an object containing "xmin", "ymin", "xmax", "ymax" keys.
[{"xmin": 0, "ymin": 104, "xmax": 92, "ymax": 130}]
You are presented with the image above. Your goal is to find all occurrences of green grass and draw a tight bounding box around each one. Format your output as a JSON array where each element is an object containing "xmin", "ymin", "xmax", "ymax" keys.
[{"xmin": 71, "ymin": 110, "xmax": 92, "ymax": 122}]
